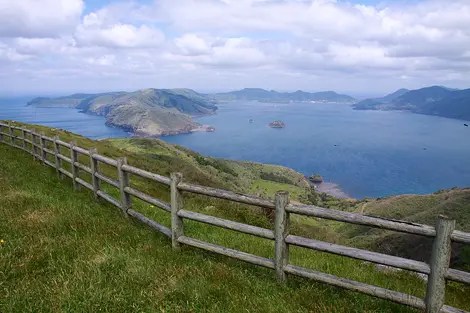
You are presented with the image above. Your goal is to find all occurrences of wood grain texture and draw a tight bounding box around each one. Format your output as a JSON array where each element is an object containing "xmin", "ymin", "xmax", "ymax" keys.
[
  {"xmin": 284, "ymin": 264, "xmax": 426, "ymax": 310},
  {"xmin": 57, "ymin": 153, "xmax": 71, "ymax": 163},
  {"xmin": 96, "ymin": 172, "xmax": 120, "ymax": 188},
  {"xmin": 178, "ymin": 209, "xmax": 274, "ymax": 239},
  {"xmin": 128, "ymin": 209, "xmax": 171, "ymax": 238},
  {"xmin": 124, "ymin": 186, "xmax": 171, "ymax": 212},
  {"xmin": 97, "ymin": 190, "xmax": 122, "ymax": 208},
  {"xmin": 178, "ymin": 182, "xmax": 275, "ymax": 209},
  {"xmin": 89, "ymin": 148, "xmax": 101, "ymax": 199},
  {"xmin": 54, "ymin": 136, "xmax": 63, "ymax": 179},
  {"xmin": 171, "ymin": 172, "xmax": 184, "ymax": 250},
  {"xmin": 178, "ymin": 236, "xmax": 275, "ymax": 269},
  {"xmin": 39, "ymin": 131, "xmax": 46, "ymax": 164},
  {"xmin": 70, "ymin": 141, "xmax": 79, "ymax": 190},
  {"xmin": 286, "ymin": 203, "xmax": 437, "ymax": 238},
  {"xmin": 122, "ymin": 164, "xmax": 171, "ymax": 185},
  {"xmin": 425, "ymin": 216, "xmax": 455, "ymax": 313},
  {"xmin": 275, "ymin": 191, "xmax": 290, "ymax": 283},
  {"xmin": 117, "ymin": 158, "xmax": 131, "ymax": 216},
  {"xmin": 93, "ymin": 153, "xmax": 118, "ymax": 167},
  {"xmin": 286, "ymin": 235, "xmax": 430, "ymax": 274}
]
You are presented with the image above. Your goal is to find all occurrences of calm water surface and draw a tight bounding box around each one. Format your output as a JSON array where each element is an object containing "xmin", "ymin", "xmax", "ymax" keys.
[
  {"xmin": 0, "ymin": 97, "xmax": 129, "ymax": 139},
  {"xmin": 1, "ymin": 98, "xmax": 469, "ymax": 199},
  {"xmin": 164, "ymin": 101, "xmax": 470, "ymax": 199}
]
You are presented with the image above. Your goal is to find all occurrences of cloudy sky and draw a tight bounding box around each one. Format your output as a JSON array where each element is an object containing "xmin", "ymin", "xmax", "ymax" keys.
[{"xmin": 1, "ymin": 0, "xmax": 469, "ymax": 97}]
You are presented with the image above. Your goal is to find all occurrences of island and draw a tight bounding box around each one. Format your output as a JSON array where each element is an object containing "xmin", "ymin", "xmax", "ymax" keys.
[
  {"xmin": 268, "ymin": 120, "xmax": 285, "ymax": 128},
  {"xmin": 309, "ymin": 174, "xmax": 324, "ymax": 183},
  {"xmin": 206, "ymin": 126, "xmax": 216, "ymax": 132},
  {"xmin": 209, "ymin": 88, "xmax": 355, "ymax": 103},
  {"xmin": 353, "ymin": 86, "xmax": 470, "ymax": 121},
  {"xmin": 27, "ymin": 88, "xmax": 218, "ymax": 137}
]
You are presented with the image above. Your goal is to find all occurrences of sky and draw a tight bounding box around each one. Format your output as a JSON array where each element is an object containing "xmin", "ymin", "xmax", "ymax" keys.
[{"xmin": 0, "ymin": 0, "xmax": 469, "ymax": 97}]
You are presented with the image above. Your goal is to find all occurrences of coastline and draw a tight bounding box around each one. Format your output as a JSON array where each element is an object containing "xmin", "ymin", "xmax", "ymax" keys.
[{"xmin": 314, "ymin": 182, "xmax": 353, "ymax": 199}]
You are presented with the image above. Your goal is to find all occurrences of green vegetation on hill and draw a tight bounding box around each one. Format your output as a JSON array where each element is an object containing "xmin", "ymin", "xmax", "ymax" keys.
[
  {"xmin": 353, "ymin": 86, "xmax": 470, "ymax": 121},
  {"xmin": 1, "ymin": 122, "xmax": 469, "ymax": 312},
  {"xmin": 210, "ymin": 88, "xmax": 355, "ymax": 103},
  {"xmin": 27, "ymin": 89, "xmax": 218, "ymax": 137},
  {"xmin": 344, "ymin": 189, "xmax": 470, "ymax": 269},
  {"xmin": 104, "ymin": 137, "xmax": 312, "ymax": 202}
]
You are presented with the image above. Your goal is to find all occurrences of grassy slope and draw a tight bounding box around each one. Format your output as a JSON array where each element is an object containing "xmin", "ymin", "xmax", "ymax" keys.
[
  {"xmin": 103, "ymin": 138, "xmax": 312, "ymax": 202},
  {"xmin": 344, "ymin": 190, "xmax": 470, "ymax": 269},
  {"xmin": 1, "ymin": 123, "xmax": 469, "ymax": 312}
]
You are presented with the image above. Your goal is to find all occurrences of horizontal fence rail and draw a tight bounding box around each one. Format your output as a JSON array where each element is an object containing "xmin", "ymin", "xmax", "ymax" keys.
[{"xmin": 1, "ymin": 121, "xmax": 470, "ymax": 313}]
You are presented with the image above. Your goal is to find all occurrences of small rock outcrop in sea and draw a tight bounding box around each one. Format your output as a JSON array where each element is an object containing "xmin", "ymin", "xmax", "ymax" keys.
[
  {"xmin": 206, "ymin": 126, "xmax": 216, "ymax": 132},
  {"xmin": 268, "ymin": 120, "xmax": 285, "ymax": 128},
  {"xmin": 249, "ymin": 119, "xmax": 253, "ymax": 123},
  {"xmin": 309, "ymin": 174, "xmax": 323, "ymax": 183},
  {"xmin": 465, "ymin": 124, "xmax": 468, "ymax": 127}
]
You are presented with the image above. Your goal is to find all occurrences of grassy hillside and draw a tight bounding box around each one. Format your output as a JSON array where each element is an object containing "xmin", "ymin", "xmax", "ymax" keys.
[
  {"xmin": 1, "ymin": 122, "xmax": 469, "ymax": 312},
  {"xmin": 104, "ymin": 138, "xmax": 312, "ymax": 202},
  {"xmin": 344, "ymin": 189, "xmax": 470, "ymax": 269}
]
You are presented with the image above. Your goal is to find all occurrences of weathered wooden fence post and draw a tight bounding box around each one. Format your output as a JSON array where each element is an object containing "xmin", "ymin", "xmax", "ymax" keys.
[
  {"xmin": 171, "ymin": 172, "xmax": 184, "ymax": 250},
  {"xmin": 8, "ymin": 122, "xmax": 14, "ymax": 146},
  {"xmin": 89, "ymin": 148, "xmax": 101, "ymax": 199},
  {"xmin": 0, "ymin": 123, "xmax": 3, "ymax": 143},
  {"xmin": 39, "ymin": 131, "xmax": 46, "ymax": 164},
  {"xmin": 22, "ymin": 128, "xmax": 27, "ymax": 150},
  {"xmin": 275, "ymin": 191, "xmax": 290, "ymax": 283},
  {"xmin": 30, "ymin": 128, "xmax": 37, "ymax": 160},
  {"xmin": 425, "ymin": 215, "xmax": 455, "ymax": 313},
  {"xmin": 70, "ymin": 141, "xmax": 80, "ymax": 190},
  {"xmin": 117, "ymin": 157, "xmax": 131, "ymax": 215},
  {"xmin": 53, "ymin": 136, "xmax": 63, "ymax": 179}
]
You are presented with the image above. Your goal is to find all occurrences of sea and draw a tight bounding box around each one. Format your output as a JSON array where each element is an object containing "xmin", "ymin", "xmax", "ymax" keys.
[{"xmin": 1, "ymin": 98, "xmax": 469, "ymax": 199}]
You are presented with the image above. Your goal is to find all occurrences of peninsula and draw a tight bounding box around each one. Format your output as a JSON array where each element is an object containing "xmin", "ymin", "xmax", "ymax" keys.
[{"xmin": 27, "ymin": 88, "xmax": 218, "ymax": 137}]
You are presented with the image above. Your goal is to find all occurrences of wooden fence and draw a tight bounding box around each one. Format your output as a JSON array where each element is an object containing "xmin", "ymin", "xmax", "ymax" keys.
[{"xmin": 1, "ymin": 121, "xmax": 470, "ymax": 313}]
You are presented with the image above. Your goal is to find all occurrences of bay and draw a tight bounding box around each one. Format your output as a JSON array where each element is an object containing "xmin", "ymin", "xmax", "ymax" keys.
[
  {"xmin": 163, "ymin": 101, "xmax": 470, "ymax": 199},
  {"xmin": 0, "ymin": 97, "xmax": 129, "ymax": 140},
  {"xmin": 1, "ymin": 98, "xmax": 469, "ymax": 199}
]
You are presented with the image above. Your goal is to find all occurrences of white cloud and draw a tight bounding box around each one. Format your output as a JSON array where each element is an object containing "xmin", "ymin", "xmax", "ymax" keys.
[
  {"xmin": 174, "ymin": 34, "xmax": 212, "ymax": 56},
  {"xmin": 75, "ymin": 22, "xmax": 165, "ymax": 48},
  {"xmin": 74, "ymin": 11, "xmax": 165, "ymax": 48},
  {"xmin": 0, "ymin": 0, "xmax": 84, "ymax": 38},
  {"xmin": 1, "ymin": 0, "xmax": 470, "ymax": 94}
]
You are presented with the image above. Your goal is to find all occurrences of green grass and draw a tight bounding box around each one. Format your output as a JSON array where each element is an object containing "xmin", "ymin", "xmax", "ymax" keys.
[{"xmin": 1, "ymin": 123, "xmax": 469, "ymax": 312}]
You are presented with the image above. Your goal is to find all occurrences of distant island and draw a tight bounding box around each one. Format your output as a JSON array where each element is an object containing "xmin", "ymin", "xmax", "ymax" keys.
[
  {"xmin": 210, "ymin": 88, "xmax": 356, "ymax": 103},
  {"xmin": 353, "ymin": 86, "xmax": 470, "ymax": 121},
  {"xmin": 27, "ymin": 89, "xmax": 218, "ymax": 137},
  {"xmin": 268, "ymin": 120, "xmax": 285, "ymax": 128}
]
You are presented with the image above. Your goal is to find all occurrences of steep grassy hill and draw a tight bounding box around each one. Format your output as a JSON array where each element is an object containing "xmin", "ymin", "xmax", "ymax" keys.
[
  {"xmin": 1, "ymin": 122, "xmax": 469, "ymax": 312},
  {"xmin": 344, "ymin": 189, "xmax": 470, "ymax": 269}
]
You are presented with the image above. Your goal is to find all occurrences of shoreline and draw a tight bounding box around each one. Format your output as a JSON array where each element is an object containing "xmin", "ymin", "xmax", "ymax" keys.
[{"xmin": 313, "ymin": 182, "xmax": 353, "ymax": 199}]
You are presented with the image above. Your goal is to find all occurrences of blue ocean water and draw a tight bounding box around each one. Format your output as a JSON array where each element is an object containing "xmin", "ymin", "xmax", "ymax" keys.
[
  {"xmin": 164, "ymin": 101, "xmax": 470, "ymax": 199},
  {"xmin": 1, "ymin": 98, "xmax": 469, "ymax": 199},
  {"xmin": 0, "ymin": 97, "xmax": 129, "ymax": 139}
]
